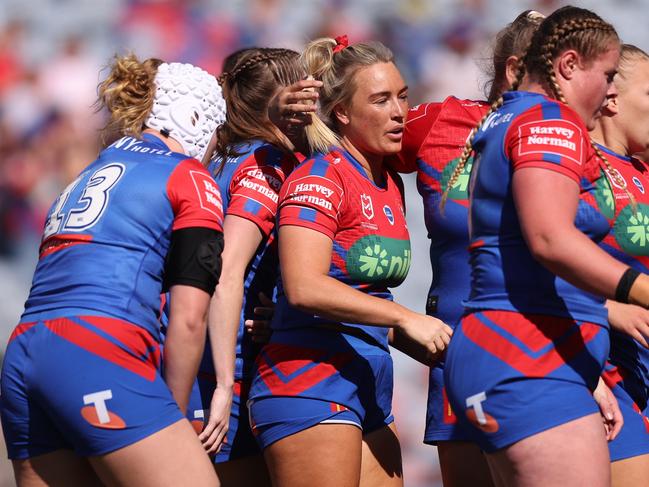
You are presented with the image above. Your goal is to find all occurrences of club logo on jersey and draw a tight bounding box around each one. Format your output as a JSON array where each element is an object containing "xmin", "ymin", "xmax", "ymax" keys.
[
  {"xmin": 516, "ymin": 119, "xmax": 583, "ymax": 166},
  {"xmin": 441, "ymin": 158, "xmax": 473, "ymax": 201},
  {"xmin": 464, "ymin": 391, "xmax": 499, "ymax": 433},
  {"xmin": 594, "ymin": 168, "xmax": 615, "ymax": 220},
  {"xmin": 605, "ymin": 168, "xmax": 627, "ymax": 190},
  {"xmin": 633, "ymin": 176, "xmax": 645, "ymax": 194},
  {"xmin": 191, "ymin": 170, "xmax": 224, "ymax": 219},
  {"xmin": 383, "ymin": 205, "xmax": 395, "ymax": 225},
  {"xmin": 81, "ymin": 389, "xmax": 126, "ymax": 429},
  {"xmin": 614, "ymin": 203, "xmax": 649, "ymax": 256},
  {"xmin": 346, "ymin": 235, "xmax": 411, "ymax": 286},
  {"xmin": 361, "ymin": 194, "xmax": 374, "ymax": 220}
]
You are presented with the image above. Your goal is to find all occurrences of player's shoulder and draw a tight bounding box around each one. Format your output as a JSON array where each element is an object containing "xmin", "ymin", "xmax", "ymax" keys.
[{"xmin": 443, "ymin": 96, "xmax": 489, "ymax": 117}]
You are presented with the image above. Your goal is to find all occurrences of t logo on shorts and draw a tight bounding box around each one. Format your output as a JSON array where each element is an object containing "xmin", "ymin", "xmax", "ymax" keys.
[
  {"xmin": 81, "ymin": 389, "xmax": 126, "ymax": 429},
  {"xmin": 465, "ymin": 391, "xmax": 499, "ymax": 433}
]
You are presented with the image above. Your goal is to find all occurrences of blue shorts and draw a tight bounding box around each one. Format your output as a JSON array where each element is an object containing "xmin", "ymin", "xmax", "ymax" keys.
[
  {"xmin": 187, "ymin": 376, "xmax": 260, "ymax": 463},
  {"xmin": 1, "ymin": 315, "xmax": 183, "ymax": 459},
  {"xmin": 248, "ymin": 328, "xmax": 394, "ymax": 450},
  {"xmin": 424, "ymin": 364, "xmax": 475, "ymax": 444},
  {"xmin": 603, "ymin": 364, "xmax": 649, "ymax": 462},
  {"xmin": 444, "ymin": 311, "xmax": 609, "ymax": 452}
]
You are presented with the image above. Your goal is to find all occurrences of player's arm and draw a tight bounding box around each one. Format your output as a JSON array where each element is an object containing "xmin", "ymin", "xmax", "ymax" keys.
[
  {"xmin": 198, "ymin": 215, "xmax": 263, "ymax": 453},
  {"xmin": 279, "ymin": 225, "xmax": 451, "ymax": 360},
  {"xmin": 163, "ymin": 160, "xmax": 224, "ymax": 414},
  {"xmin": 163, "ymin": 226, "xmax": 223, "ymax": 414},
  {"xmin": 509, "ymin": 109, "xmax": 649, "ymax": 303}
]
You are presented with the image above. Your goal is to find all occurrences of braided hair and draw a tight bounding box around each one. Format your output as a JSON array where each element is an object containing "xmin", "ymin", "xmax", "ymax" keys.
[
  {"xmin": 440, "ymin": 11, "xmax": 540, "ymax": 211},
  {"xmin": 442, "ymin": 6, "xmax": 625, "ymax": 211},
  {"xmin": 214, "ymin": 47, "xmax": 304, "ymax": 173}
]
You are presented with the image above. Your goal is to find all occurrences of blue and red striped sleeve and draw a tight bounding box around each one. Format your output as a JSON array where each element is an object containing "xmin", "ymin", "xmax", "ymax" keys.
[
  {"xmin": 278, "ymin": 156, "xmax": 345, "ymax": 240},
  {"xmin": 392, "ymin": 102, "xmax": 443, "ymax": 173},
  {"xmin": 505, "ymin": 102, "xmax": 591, "ymax": 184},
  {"xmin": 227, "ymin": 151, "xmax": 287, "ymax": 237},
  {"xmin": 166, "ymin": 158, "xmax": 224, "ymax": 231}
]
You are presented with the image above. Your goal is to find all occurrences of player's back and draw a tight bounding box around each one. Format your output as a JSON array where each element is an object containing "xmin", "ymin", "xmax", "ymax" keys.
[{"xmin": 24, "ymin": 134, "xmax": 221, "ymax": 338}]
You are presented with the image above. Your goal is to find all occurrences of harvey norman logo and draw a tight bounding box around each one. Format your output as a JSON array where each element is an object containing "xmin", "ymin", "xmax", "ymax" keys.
[{"xmin": 517, "ymin": 119, "xmax": 583, "ymax": 165}]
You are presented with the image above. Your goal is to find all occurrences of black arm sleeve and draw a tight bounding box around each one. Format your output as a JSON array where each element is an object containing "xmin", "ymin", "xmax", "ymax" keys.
[{"xmin": 162, "ymin": 227, "xmax": 224, "ymax": 296}]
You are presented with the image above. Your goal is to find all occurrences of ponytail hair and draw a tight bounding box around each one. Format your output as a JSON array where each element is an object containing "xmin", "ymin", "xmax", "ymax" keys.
[
  {"xmin": 96, "ymin": 54, "xmax": 163, "ymax": 140},
  {"xmin": 301, "ymin": 38, "xmax": 394, "ymax": 153}
]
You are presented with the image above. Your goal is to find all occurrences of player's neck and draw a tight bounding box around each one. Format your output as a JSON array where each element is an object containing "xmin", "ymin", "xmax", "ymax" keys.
[
  {"xmin": 340, "ymin": 137, "xmax": 384, "ymax": 184},
  {"xmin": 142, "ymin": 128, "xmax": 185, "ymax": 154}
]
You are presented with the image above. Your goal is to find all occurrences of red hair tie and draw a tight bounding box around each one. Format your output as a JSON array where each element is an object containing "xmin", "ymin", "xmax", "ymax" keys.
[{"xmin": 333, "ymin": 35, "xmax": 349, "ymax": 53}]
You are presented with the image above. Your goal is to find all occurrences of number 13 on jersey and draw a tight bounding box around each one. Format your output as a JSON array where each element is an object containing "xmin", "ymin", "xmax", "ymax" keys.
[{"xmin": 43, "ymin": 164, "xmax": 125, "ymax": 239}]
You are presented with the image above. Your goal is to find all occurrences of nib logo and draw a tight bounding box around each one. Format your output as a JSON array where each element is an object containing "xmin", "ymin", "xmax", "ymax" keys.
[
  {"xmin": 615, "ymin": 203, "xmax": 649, "ymax": 256},
  {"xmin": 81, "ymin": 390, "xmax": 126, "ymax": 429}
]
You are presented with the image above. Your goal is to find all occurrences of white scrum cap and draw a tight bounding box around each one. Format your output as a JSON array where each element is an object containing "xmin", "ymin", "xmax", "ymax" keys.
[{"xmin": 145, "ymin": 62, "xmax": 226, "ymax": 161}]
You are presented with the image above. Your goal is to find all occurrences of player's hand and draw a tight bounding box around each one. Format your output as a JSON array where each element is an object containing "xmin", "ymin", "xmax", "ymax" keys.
[
  {"xmin": 398, "ymin": 312, "xmax": 453, "ymax": 363},
  {"xmin": 593, "ymin": 376, "xmax": 623, "ymax": 441},
  {"xmin": 606, "ymin": 300, "xmax": 649, "ymax": 348},
  {"xmin": 198, "ymin": 383, "xmax": 233, "ymax": 454},
  {"xmin": 268, "ymin": 78, "xmax": 322, "ymax": 130},
  {"xmin": 244, "ymin": 292, "xmax": 274, "ymax": 344}
]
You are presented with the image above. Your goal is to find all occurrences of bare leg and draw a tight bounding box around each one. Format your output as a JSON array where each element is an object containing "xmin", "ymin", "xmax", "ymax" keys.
[
  {"xmin": 611, "ymin": 454, "xmax": 649, "ymax": 487},
  {"xmin": 264, "ymin": 424, "xmax": 362, "ymax": 487},
  {"xmin": 486, "ymin": 413, "xmax": 610, "ymax": 487},
  {"xmin": 89, "ymin": 419, "xmax": 219, "ymax": 487},
  {"xmin": 13, "ymin": 450, "xmax": 102, "ymax": 487},
  {"xmin": 214, "ymin": 454, "xmax": 271, "ymax": 487},
  {"xmin": 359, "ymin": 422, "xmax": 403, "ymax": 487},
  {"xmin": 437, "ymin": 441, "xmax": 495, "ymax": 487}
]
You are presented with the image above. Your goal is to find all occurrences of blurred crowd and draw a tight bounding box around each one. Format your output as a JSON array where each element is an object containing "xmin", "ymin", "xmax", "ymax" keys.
[
  {"xmin": 2, "ymin": 0, "xmax": 648, "ymax": 261},
  {"xmin": 0, "ymin": 0, "xmax": 647, "ymax": 485}
]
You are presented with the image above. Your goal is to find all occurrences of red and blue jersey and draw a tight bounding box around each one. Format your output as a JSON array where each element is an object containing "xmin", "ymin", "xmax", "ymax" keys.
[
  {"xmin": 273, "ymin": 149, "xmax": 411, "ymax": 350},
  {"xmin": 596, "ymin": 144, "xmax": 649, "ymax": 402},
  {"xmin": 23, "ymin": 133, "xmax": 224, "ymax": 341},
  {"xmin": 467, "ymin": 91, "xmax": 610, "ymax": 326},
  {"xmin": 201, "ymin": 140, "xmax": 299, "ymax": 380},
  {"xmin": 398, "ymin": 97, "xmax": 488, "ymax": 325}
]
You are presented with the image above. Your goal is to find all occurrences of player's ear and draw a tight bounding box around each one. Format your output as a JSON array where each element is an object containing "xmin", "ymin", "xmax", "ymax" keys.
[{"xmin": 333, "ymin": 103, "xmax": 350, "ymax": 126}]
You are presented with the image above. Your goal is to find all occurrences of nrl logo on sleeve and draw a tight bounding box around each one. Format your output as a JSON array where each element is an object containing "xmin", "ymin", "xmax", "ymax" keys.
[
  {"xmin": 361, "ymin": 194, "xmax": 374, "ymax": 220},
  {"xmin": 517, "ymin": 119, "xmax": 583, "ymax": 165}
]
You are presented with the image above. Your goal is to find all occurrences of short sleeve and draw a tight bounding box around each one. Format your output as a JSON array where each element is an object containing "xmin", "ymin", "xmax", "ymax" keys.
[
  {"xmin": 227, "ymin": 161, "xmax": 287, "ymax": 237},
  {"xmin": 505, "ymin": 103, "xmax": 589, "ymax": 184},
  {"xmin": 392, "ymin": 103, "xmax": 443, "ymax": 173},
  {"xmin": 166, "ymin": 158, "xmax": 224, "ymax": 231},
  {"xmin": 278, "ymin": 157, "xmax": 345, "ymax": 240}
]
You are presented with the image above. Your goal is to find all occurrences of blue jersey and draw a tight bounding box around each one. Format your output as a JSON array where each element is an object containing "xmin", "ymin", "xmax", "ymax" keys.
[
  {"xmin": 23, "ymin": 134, "xmax": 224, "ymax": 340},
  {"xmin": 201, "ymin": 140, "xmax": 298, "ymax": 380},
  {"xmin": 467, "ymin": 91, "xmax": 610, "ymax": 326}
]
